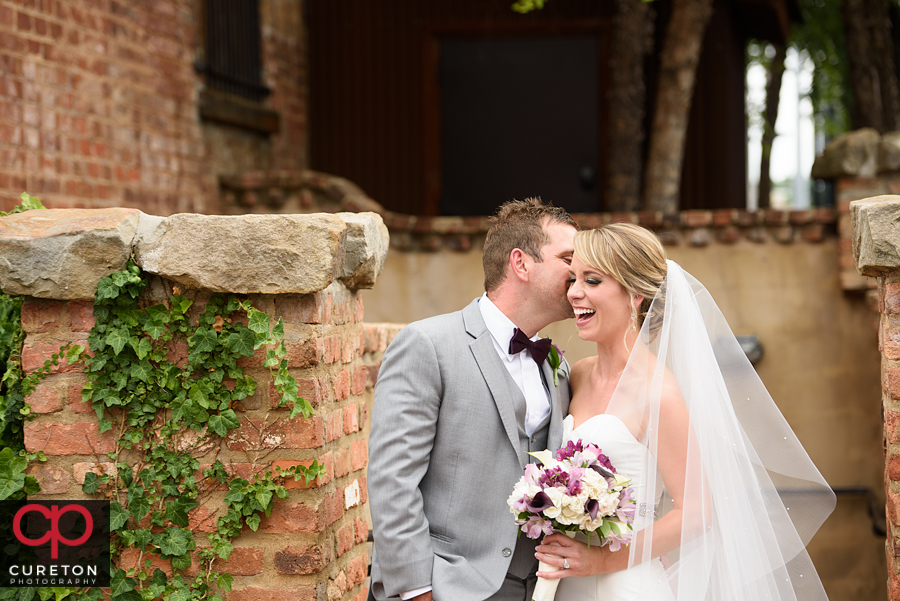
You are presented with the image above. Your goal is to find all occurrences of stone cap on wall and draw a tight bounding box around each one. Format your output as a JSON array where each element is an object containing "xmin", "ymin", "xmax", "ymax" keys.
[
  {"xmin": 851, "ymin": 195, "xmax": 900, "ymax": 276},
  {"xmin": 0, "ymin": 208, "xmax": 389, "ymax": 300},
  {"xmin": 812, "ymin": 128, "xmax": 900, "ymax": 179}
]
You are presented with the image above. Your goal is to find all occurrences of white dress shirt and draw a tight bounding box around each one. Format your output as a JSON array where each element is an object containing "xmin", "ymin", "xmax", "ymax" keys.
[{"xmin": 401, "ymin": 296, "xmax": 551, "ymax": 601}]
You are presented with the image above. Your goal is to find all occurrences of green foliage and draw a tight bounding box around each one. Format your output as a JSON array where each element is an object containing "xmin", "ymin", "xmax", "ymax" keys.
[
  {"xmin": 788, "ymin": 0, "xmax": 851, "ymax": 139},
  {"xmin": 64, "ymin": 262, "xmax": 323, "ymax": 601}
]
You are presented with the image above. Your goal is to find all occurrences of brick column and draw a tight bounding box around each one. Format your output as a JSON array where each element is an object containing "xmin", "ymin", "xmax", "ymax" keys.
[
  {"xmin": 0, "ymin": 208, "xmax": 389, "ymax": 601},
  {"xmin": 852, "ymin": 196, "xmax": 900, "ymax": 600}
]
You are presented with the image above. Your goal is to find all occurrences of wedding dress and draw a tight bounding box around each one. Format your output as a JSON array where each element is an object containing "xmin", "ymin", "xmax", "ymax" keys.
[
  {"xmin": 554, "ymin": 261, "xmax": 834, "ymax": 601},
  {"xmin": 556, "ymin": 414, "xmax": 675, "ymax": 601}
]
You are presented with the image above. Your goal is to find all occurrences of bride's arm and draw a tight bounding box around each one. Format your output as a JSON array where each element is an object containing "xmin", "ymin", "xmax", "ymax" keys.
[{"xmin": 535, "ymin": 381, "xmax": 693, "ymax": 578}]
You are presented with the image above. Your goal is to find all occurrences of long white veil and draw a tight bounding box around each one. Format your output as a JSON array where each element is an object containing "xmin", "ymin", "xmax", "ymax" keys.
[{"xmin": 608, "ymin": 260, "xmax": 835, "ymax": 600}]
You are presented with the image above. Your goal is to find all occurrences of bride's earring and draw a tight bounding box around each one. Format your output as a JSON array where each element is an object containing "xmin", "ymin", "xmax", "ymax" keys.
[{"xmin": 630, "ymin": 298, "xmax": 639, "ymax": 332}]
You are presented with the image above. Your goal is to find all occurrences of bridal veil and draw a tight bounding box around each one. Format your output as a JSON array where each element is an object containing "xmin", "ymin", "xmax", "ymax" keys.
[{"xmin": 607, "ymin": 260, "xmax": 835, "ymax": 600}]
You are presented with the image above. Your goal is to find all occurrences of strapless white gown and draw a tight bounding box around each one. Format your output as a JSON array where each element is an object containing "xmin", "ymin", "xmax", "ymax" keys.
[{"xmin": 555, "ymin": 414, "xmax": 676, "ymax": 601}]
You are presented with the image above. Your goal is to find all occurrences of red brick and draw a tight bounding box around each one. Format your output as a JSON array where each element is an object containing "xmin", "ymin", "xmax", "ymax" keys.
[
  {"xmin": 271, "ymin": 455, "xmax": 331, "ymax": 489},
  {"xmin": 322, "ymin": 335, "xmax": 340, "ymax": 364},
  {"xmin": 336, "ymin": 524, "xmax": 354, "ymax": 557},
  {"xmin": 68, "ymin": 300, "xmax": 95, "ymax": 331},
  {"xmin": 72, "ymin": 461, "xmax": 115, "ymax": 484},
  {"xmin": 273, "ymin": 545, "xmax": 323, "ymax": 575},
  {"xmin": 259, "ymin": 501, "xmax": 324, "ymax": 534},
  {"xmin": 26, "ymin": 464, "xmax": 70, "ymax": 494},
  {"xmin": 21, "ymin": 339, "xmax": 88, "ymax": 374},
  {"xmin": 887, "ymin": 363, "xmax": 900, "ymax": 401},
  {"xmin": 359, "ymin": 475, "xmax": 368, "ymax": 504},
  {"xmin": 354, "ymin": 295, "xmax": 364, "ymax": 323},
  {"xmin": 25, "ymin": 422, "xmax": 115, "ymax": 455},
  {"xmin": 355, "ymin": 589, "xmax": 370, "ymax": 601},
  {"xmin": 341, "ymin": 333, "xmax": 355, "ymax": 363},
  {"xmin": 681, "ymin": 210, "xmax": 712, "ymax": 228},
  {"xmin": 271, "ymin": 376, "xmax": 325, "ymax": 410},
  {"xmin": 325, "ymin": 489, "xmax": 344, "ymax": 526},
  {"xmin": 333, "ymin": 369, "xmax": 350, "ymax": 401},
  {"xmin": 118, "ymin": 548, "xmax": 173, "ymax": 577},
  {"xmin": 27, "ymin": 381, "xmax": 62, "ymax": 413},
  {"xmin": 276, "ymin": 291, "xmax": 332, "ymax": 325},
  {"xmin": 890, "ymin": 455, "xmax": 900, "ymax": 481},
  {"xmin": 283, "ymin": 338, "xmax": 323, "ymax": 368},
  {"xmin": 228, "ymin": 587, "xmax": 317, "ymax": 601},
  {"xmin": 68, "ymin": 382, "xmax": 96, "ymax": 415},
  {"xmin": 887, "ymin": 283, "xmax": 900, "ymax": 315},
  {"xmin": 20, "ymin": 298, "xmax": 63, "ymax": 333},
  {"xmin": 343, "ymin": 402, "xmax": 359, "ymax": 434},
  {"xmin": 334, "ymin": 447, "xmax": 352, "ymax": 478},
  {"xmin": 367, "ymin": 364, "xmax": 380, "ymax": 388},
  {"xmin": 885, "ymin": 318, "xmax": 900, "ymax": 361},
  {"xmin": 326, "ymin": 408, "xmax": 343, "ymax": 442},
  {"xmin": 348, "ymin": 553, "xmax": 369, "ymax": 587},
  {"xmin": 226, "ymin": 416, "xmax": 324, "ymax": 451},
  {"xmin": 355, "ymin": 517, "xmax": 369, "ymax": 543},
  {"xmin": 351, "ymin": 365, "xmax": 367, "ymax": 396},
  {"xmin": 351, "ymin": 439, "xmax": 368, "ymax": 472},
  {"xmin": 217, "ymin": 546, "xmax": 264, "ymax": 576}
]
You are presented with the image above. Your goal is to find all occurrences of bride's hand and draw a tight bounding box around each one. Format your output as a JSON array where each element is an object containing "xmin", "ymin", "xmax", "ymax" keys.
[{"xmin": 534, "ymin": 533, "xmax": 627, "ymax": 579}]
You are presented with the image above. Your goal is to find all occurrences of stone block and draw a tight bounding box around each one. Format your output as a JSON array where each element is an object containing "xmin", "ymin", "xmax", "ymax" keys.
[
  {"xmin": 0, "ymin": 208, "xmax": 144, "ymax": 300},
  {"xmin": 335, "ymin": 212, "xmax": 389, "ymax": 289},
  {"xmin": 881, "ymin": 132, "xmax": 900, "ymax": 173},
  {"xmin": 812, "ymin": 128, "xmax": 880, "ymax": 179},
  {"xmin": 134, "ymin": 213, "xmax": 348, "ymax": 294},
  {"xmin": 852, "ymin": 196, "xmax": 900, "ymax": 275}
]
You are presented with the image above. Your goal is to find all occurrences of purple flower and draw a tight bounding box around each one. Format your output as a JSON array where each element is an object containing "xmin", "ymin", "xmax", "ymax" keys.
[
  {"xmin": 585, "ymin": 498, "xmax": 599, "ymax": 521},
  {"xmin": 525, "ymin": 491, "xmax": 554, "ymax": 513},
  {"xmin": 556, "ymin": 439, "xmax": 584, "ymax": 462},
  {"xmin": 521, "ymin": 516, "xmax": 555, "ymax": 539}
]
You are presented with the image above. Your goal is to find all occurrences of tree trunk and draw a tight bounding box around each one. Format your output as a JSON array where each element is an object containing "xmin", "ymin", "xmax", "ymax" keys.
[
  {"xmin": 605, "ymin": 0, "xmax": 654, "ymax": 212},
  {"xmin": 757, "ymin": 43, "xmax": 786, "ymax": 210},
  {"xmin": 843, "ymin": 0, "xmax": 900, "ymax": 132},
  {"xmin": 641, "ymin": 0, "xmax": 714, "ymax": 216}
]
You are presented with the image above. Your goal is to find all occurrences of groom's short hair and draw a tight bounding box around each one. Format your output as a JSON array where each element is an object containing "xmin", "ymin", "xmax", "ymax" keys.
[{"xmin": 483, "ymin": 197, "xmax": 576, "ymax": 293}]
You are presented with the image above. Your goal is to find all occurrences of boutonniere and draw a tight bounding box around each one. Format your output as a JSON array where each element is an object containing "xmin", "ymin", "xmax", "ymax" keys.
[{"xmin": 547, "ymin": 343, "xmax": 568, "ymax": 386}]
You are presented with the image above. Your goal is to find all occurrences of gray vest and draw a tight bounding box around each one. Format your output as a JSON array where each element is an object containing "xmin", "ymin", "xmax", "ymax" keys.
[{"xmin": 506, "ymin": 373, "xmax": 553, "ymax": 580}]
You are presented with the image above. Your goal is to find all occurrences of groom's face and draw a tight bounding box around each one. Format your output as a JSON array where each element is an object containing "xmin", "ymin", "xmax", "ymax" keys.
[{"xmin": 531, "ymin": 220, "xmax": 577, "ymax": 321}]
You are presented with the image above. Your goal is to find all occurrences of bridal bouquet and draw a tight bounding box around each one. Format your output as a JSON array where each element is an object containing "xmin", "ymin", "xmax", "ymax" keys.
[{"xmin": 507, "ymin": 439, "xmax": 635, "ymax": 601}]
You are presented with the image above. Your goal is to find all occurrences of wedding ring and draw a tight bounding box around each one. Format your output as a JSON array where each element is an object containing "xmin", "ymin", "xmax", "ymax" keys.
[{"xmin": 564, "ymin": 559, "xmax": 570, "ymax": 569}]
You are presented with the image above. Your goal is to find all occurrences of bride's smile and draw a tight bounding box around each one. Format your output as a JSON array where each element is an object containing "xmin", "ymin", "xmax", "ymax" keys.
[{"xmin": 567, "ymin": 254, "xmax": 637, "ymax": 343}]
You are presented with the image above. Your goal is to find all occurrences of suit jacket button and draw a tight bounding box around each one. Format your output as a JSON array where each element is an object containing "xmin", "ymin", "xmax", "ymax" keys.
[{"xmin": 502, "ymin": 548, "xmax": 512, "ymax": 557}]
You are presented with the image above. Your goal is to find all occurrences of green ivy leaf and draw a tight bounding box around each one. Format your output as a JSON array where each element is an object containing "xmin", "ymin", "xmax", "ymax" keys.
[
  {"xmin": 226, "ymin": 329, "xmax": 256, "ymax": 357},
  {"xmin": 130, "ymin": 359, "xmax": 153, "ymax": 383},
  {"xmin": 171, "ymin": 295, "xmax": 193, "ymax": 315},
  {"xmin": 129, "ymin": 337, "xmax": 153, "ymax": 360},
  {"xmin": 110, "ymin": 501, "xmax": 131, "ymax": 530},
  {"xmin": 156, "ymin": 527, "xmax": 194, "ymax": 557},
  {"xmin": 247, "ymin": 310, "xmax": 269, "ymax": 335},
  {"xmin": 207, "ymin": 409, "xmax": 240, "ymax": 437},
  {"xmin": 105, "ymin": 328, "xmax": 131, "ymax": 355},
  {"xmin": 109, "ymin": 569, "xmax": 136, "ymax": 597},
  {"xmin": 96, "ymin": 278, "xmax": 120, "ymax": 300},
  {"xmin": 190, "ymin": 327, "xmax": 217, "ymax": 354},
  {"xmin": 216, "ymin": 573, "xmax": 234, "ymax": 591},
  {"xmin": 81, "ymin": 471, "xmax": 99, "ymax": 494}
]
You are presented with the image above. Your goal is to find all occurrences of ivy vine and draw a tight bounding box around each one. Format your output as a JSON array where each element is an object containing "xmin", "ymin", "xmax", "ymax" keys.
[{"xmin": 0, "ymin": 219, "xmax": 325, "ymax": 601}]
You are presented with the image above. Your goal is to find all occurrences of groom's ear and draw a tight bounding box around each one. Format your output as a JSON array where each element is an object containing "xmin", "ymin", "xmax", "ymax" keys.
[{"xmin": 508, "ymin": 248, "xmax": 531, "ymax": 283}]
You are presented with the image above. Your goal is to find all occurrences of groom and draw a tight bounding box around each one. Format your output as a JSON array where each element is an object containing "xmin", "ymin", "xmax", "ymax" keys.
[{"xmin": 367, "ymin": 198, "xmax": 576, "ymax": 601}]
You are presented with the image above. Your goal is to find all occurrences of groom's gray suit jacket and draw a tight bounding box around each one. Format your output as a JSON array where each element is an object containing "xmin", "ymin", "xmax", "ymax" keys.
[{"xmin": 368, "ymin": 298, "xmax": 571, "ymax": 601}]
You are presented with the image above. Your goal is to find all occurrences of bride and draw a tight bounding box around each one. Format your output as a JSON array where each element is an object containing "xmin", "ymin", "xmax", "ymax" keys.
[{"xmin": 535, "ymin": 223, "xmax": 835, "ymax": 601}]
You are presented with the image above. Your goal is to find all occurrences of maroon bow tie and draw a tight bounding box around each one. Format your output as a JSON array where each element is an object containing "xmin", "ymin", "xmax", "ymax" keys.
[{"xmin": 508, "ymin": 328, "xmax": 552, "ymax": 365}]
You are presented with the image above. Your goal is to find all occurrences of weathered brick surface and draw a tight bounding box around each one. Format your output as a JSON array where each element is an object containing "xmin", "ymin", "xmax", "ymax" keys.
[
  {"xmin": 25, "ymin": 421, "xmax": 114, "ymax": 454},
  {"xmin": 26, "ymin": 463, "xmax": 70, "ymax": 494},
  {"xmin": 273, "ymin": 545, "xmax": 323, "ymax": 575},
  {"xmin": 21, "ymin": 339, "xmax": 87, "ymax": 373},
  {"xmin": 14, "ymin": 284, "xmax": 379, "ymax": 596}
]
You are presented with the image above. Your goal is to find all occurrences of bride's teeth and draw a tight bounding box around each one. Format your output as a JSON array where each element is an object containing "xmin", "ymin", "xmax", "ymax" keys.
[{"xmin": 574, "ymin": 308, "xmax": 595, "ymax": 316}]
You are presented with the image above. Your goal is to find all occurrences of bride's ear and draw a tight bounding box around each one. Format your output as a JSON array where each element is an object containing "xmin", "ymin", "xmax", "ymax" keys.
[{"xmin": 631, "ymin": 294, "xmax": 644, "ymax": 308}]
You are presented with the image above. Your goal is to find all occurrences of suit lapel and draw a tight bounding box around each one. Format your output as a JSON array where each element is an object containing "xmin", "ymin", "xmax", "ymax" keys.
[{"xmin": 463, "ymin": 300, "xmax": 527, "ymax": 470}]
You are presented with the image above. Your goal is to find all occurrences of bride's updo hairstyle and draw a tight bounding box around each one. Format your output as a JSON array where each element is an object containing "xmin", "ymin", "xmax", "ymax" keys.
[{"xmin": 573, "ymin": 223, "xmax": 667, "ymax": 332}]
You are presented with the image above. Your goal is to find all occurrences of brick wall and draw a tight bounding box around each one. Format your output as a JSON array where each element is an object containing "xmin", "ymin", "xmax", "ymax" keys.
[
  {"xmin": 0, "ymin": 0, "xmax": 308, "ymax": 215},
  {"xmin": 0, "ymin": 208, "xmax": 389, "ymax": 601},
  {"xmin": 850, "ymin": 196, "xmax": 900, "ymax": 600}
]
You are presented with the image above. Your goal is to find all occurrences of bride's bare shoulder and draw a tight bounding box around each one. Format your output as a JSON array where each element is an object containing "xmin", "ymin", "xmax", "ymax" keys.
[{"xmin": 569, "ymin": 356, "xmax": 595, "ymax": 385}]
